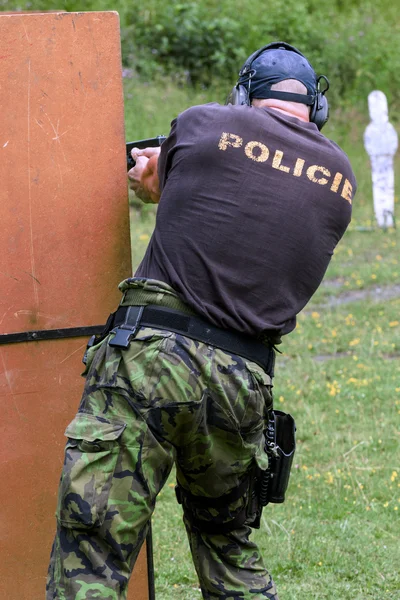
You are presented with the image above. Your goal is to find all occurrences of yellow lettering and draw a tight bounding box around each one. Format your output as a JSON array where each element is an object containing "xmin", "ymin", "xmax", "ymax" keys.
[
  {"xmin": 218, "ymin": 132, "xmax": 243, "ymax": 151},
  {"xmin": 272, "ymin": 150, "xmax": 290, "ymax": 173},
  {"xmin": 330, "ymin": 172, "xmax": 343, "ymax": 193},
  {"xmin": 244, "ymin": 141, "xmax": 269, "ymax": 163},
  {"xmin": 293, "ymin": 158, "xmax": 305, "ymax": 177},
  {"xmin": 307, "ymin": 165, "xmax": 331, "ymax": 185},
  {"xmin": 341, "ymin": 179, "xmax": 353, "ymax": 204}
]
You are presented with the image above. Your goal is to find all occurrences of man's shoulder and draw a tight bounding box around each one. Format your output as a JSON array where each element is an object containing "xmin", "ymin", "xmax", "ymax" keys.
[
  {"xmin": 181, "ymin": 102, "xmax": 226, "ymax": 113},
  {"xmin": 321, "ymin": 135, "xmax": 355, "ymax": 173},
  {"xmin": 178, "ymin": 102, "xmax": 250, "ymax": 122}
]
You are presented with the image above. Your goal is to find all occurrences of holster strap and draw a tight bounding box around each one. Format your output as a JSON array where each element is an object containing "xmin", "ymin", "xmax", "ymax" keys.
[
  {"xmin": 175, "ymin": 476, "xmax": 251, "ymax": 534},
  {"xmin": 175, "ymin": 475, "xmax": 250, "ymax": 509}
]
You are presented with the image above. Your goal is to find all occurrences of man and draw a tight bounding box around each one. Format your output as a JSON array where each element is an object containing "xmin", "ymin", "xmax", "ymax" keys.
[{"xmin": 47, "ymin": 43, "xmax": 356, "ymax": 599}]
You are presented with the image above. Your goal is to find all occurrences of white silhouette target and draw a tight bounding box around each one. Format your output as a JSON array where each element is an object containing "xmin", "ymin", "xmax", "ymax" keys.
[{"xmin": 364, "ymin": 91, "xmax": 398, "ymax": 228}]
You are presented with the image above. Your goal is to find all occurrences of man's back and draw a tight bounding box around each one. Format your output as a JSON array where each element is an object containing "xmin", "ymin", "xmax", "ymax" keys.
[
  {"xmin": 136, "ymin": 102, "xmax": 355, "ymax": 336},
  {"xmin": 49, "ymin": 42, "xmax": 358, "ymax": 600}
]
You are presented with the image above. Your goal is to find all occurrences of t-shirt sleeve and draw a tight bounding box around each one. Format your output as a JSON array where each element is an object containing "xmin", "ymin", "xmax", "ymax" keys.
[{"xmin": 158, "ymin": 117, "xmax": 178, "ymax": 192}]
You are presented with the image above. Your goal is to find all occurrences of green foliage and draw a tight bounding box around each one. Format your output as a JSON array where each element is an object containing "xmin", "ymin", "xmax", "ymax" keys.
[
  {"xmin": 121, "ymin": 0, "xmax": 321, "ymax": 86},
  {"xmin": 1, "ymin": 0, "xmax": 400, "ymax": 110},
  {"xmin": 120, "ymin": 0, "xmax": 400, "ymax": 110},
  {"xmin": 312, "ymin": 3, "xmax": 400, "ymax": 109},
  {"xmin": 123, "ymin": 3, "xmax": 244, "ymax": 86}
]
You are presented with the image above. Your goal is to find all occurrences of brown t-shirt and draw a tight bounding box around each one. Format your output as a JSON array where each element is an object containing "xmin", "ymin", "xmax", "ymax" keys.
[{"xmin": 136, "ymin": 103, "xmax": 356, "ymax": 336}]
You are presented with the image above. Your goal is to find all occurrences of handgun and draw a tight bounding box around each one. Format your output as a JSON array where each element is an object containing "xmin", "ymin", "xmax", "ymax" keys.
[{"xmin": 126, "ymin": 135, "xmax": 167, "ymax": 171}]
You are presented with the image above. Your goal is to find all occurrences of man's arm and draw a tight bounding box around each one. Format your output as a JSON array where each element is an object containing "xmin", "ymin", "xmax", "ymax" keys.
[
  {"xmin": 128, "ymin": 117, "xmax": 178, "ymax": 204},
  {"xmin": 128, "ymin": 147, "xmax": 161, "ymax": 204}
]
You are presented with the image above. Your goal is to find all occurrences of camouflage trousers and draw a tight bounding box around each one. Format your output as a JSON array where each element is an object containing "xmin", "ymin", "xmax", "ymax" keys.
[{"xmin": 47, "ymin": 281, "xmax": 279, "ymax": 600}]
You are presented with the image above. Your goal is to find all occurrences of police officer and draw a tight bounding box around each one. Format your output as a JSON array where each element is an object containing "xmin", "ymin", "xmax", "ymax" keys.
[{"xmin": 47, "ymin": 43, "xmax": 356, "ymax": 599}]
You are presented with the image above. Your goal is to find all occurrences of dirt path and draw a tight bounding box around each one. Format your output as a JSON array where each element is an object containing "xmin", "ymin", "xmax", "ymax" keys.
[
  {"xmin": 305, "ymin": 282, "xmax": 400, "ymax": 362},
  {"xmin": 320, "ymin": 282, "xmax": 400, "ymax": 307}
]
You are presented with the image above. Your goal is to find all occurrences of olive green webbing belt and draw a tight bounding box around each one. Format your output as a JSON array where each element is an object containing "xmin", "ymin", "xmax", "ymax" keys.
[{"xmin": 120, "ymin": 287, "xmax": 198, "ymax": 316}]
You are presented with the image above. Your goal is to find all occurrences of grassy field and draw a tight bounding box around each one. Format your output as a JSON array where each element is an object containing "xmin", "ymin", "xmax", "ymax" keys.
[{"xmin": 125, "ymin": 79, "xmax": 400, "ymax": 599}]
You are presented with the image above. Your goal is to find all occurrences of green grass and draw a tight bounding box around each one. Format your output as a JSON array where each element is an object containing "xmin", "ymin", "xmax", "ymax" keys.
[{"xmin": 125, "ymin": 78, "xmax": 400, "ymax": 599}]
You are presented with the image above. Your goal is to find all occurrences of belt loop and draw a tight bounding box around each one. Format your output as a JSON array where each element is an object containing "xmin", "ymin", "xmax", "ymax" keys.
[{"xmin": 108, "ymin": 306, "xmax": 144, "ymax": 349}]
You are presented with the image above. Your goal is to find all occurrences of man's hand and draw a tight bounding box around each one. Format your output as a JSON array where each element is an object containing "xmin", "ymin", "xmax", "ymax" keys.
[{"xmin": 128, "ymin": 147, "xmax": 161, "ymax": 204}]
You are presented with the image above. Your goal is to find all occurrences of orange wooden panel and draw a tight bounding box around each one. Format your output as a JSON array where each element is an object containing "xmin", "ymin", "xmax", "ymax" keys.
[{"xmin": 0, "ymin": 11, "xmax": 148, "ymax": 600}]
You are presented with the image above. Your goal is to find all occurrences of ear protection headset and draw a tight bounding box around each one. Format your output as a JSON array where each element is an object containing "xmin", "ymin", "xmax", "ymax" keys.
[{"xmin": 227, "ymin": 42, "xmax": 330, "ymax": 130}]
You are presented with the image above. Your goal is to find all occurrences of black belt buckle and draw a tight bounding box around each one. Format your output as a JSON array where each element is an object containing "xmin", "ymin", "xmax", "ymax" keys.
[{"xmin": 108, "ymin": 306, "xmax": 144, "ymax": 349}]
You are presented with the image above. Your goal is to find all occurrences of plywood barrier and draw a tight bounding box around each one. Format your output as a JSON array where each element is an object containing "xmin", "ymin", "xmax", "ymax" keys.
[{"xmin": 0, "ymin": 11, "xmax": 150, "ymax": 600}]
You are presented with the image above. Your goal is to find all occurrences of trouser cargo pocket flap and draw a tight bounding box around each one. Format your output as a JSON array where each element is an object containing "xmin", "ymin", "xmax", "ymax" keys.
[{"xmin": 56, "ymin": 413, "xmax": 126, "ymax": 529}]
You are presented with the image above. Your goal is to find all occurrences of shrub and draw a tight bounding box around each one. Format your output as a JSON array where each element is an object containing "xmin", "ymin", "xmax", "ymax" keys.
[
  {"xmin": 122, "ymin": 3, "xmax": 245, "ymax": 86},
  {"xmin": 2, "ymin": 0, "xmax": 400, "ymax": 111}
]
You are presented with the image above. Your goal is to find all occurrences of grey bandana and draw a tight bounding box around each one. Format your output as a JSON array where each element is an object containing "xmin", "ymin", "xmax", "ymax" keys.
[{"xmin": 244, "ymin": 48, "xmax": 317, "ymax": 99}]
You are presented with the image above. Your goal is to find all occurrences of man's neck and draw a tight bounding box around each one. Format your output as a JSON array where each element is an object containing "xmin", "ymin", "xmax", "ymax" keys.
[{"xmin": 252, "ymin": 98, "xmax": 310, "ymax": 123}]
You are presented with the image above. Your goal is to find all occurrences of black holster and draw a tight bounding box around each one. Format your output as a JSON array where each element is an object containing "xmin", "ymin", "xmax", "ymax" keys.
[
  {"xmin": 263, "ymin": 410, "xmax": 296, "ymax": 503},
  {"xmin": 251, "ymin": 410, "xmax": 296, "ymax": 528},
  {"xmin": 176, "ymin": 410, "xmax": 297, "ymax": 534}
]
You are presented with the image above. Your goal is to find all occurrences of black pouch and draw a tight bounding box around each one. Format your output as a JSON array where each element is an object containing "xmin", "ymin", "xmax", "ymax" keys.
[{"xmin": 260, "ymin": 410, "xmax": 296, "ymax": 505}]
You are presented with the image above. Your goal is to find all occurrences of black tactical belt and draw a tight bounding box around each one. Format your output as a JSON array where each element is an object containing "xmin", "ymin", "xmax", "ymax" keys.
[{"xmin": 109, "ymin": 305, "xmax": 275, "ymax": 376}]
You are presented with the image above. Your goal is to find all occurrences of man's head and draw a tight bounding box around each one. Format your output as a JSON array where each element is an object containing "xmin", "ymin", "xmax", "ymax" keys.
[
  {"xmin": 227, "ymin": 42, "xmax": 329, "ymax": 129},
  {"xmin": 248, "ymin": 45, "xmax": 317, "ymax": 100}
]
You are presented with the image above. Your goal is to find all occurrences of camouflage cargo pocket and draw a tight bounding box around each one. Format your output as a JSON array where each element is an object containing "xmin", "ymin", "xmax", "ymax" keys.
[
  {"xmin": 245, "ymin": 361, "xmax": 273, "ymax": 409},
  {"xmin": 243, "ymin": 361, "xmax": 274, "ymax": 472},
  {"xmin": 56, "ymin": 412, "xmax": 126, "ymax": 529}
]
